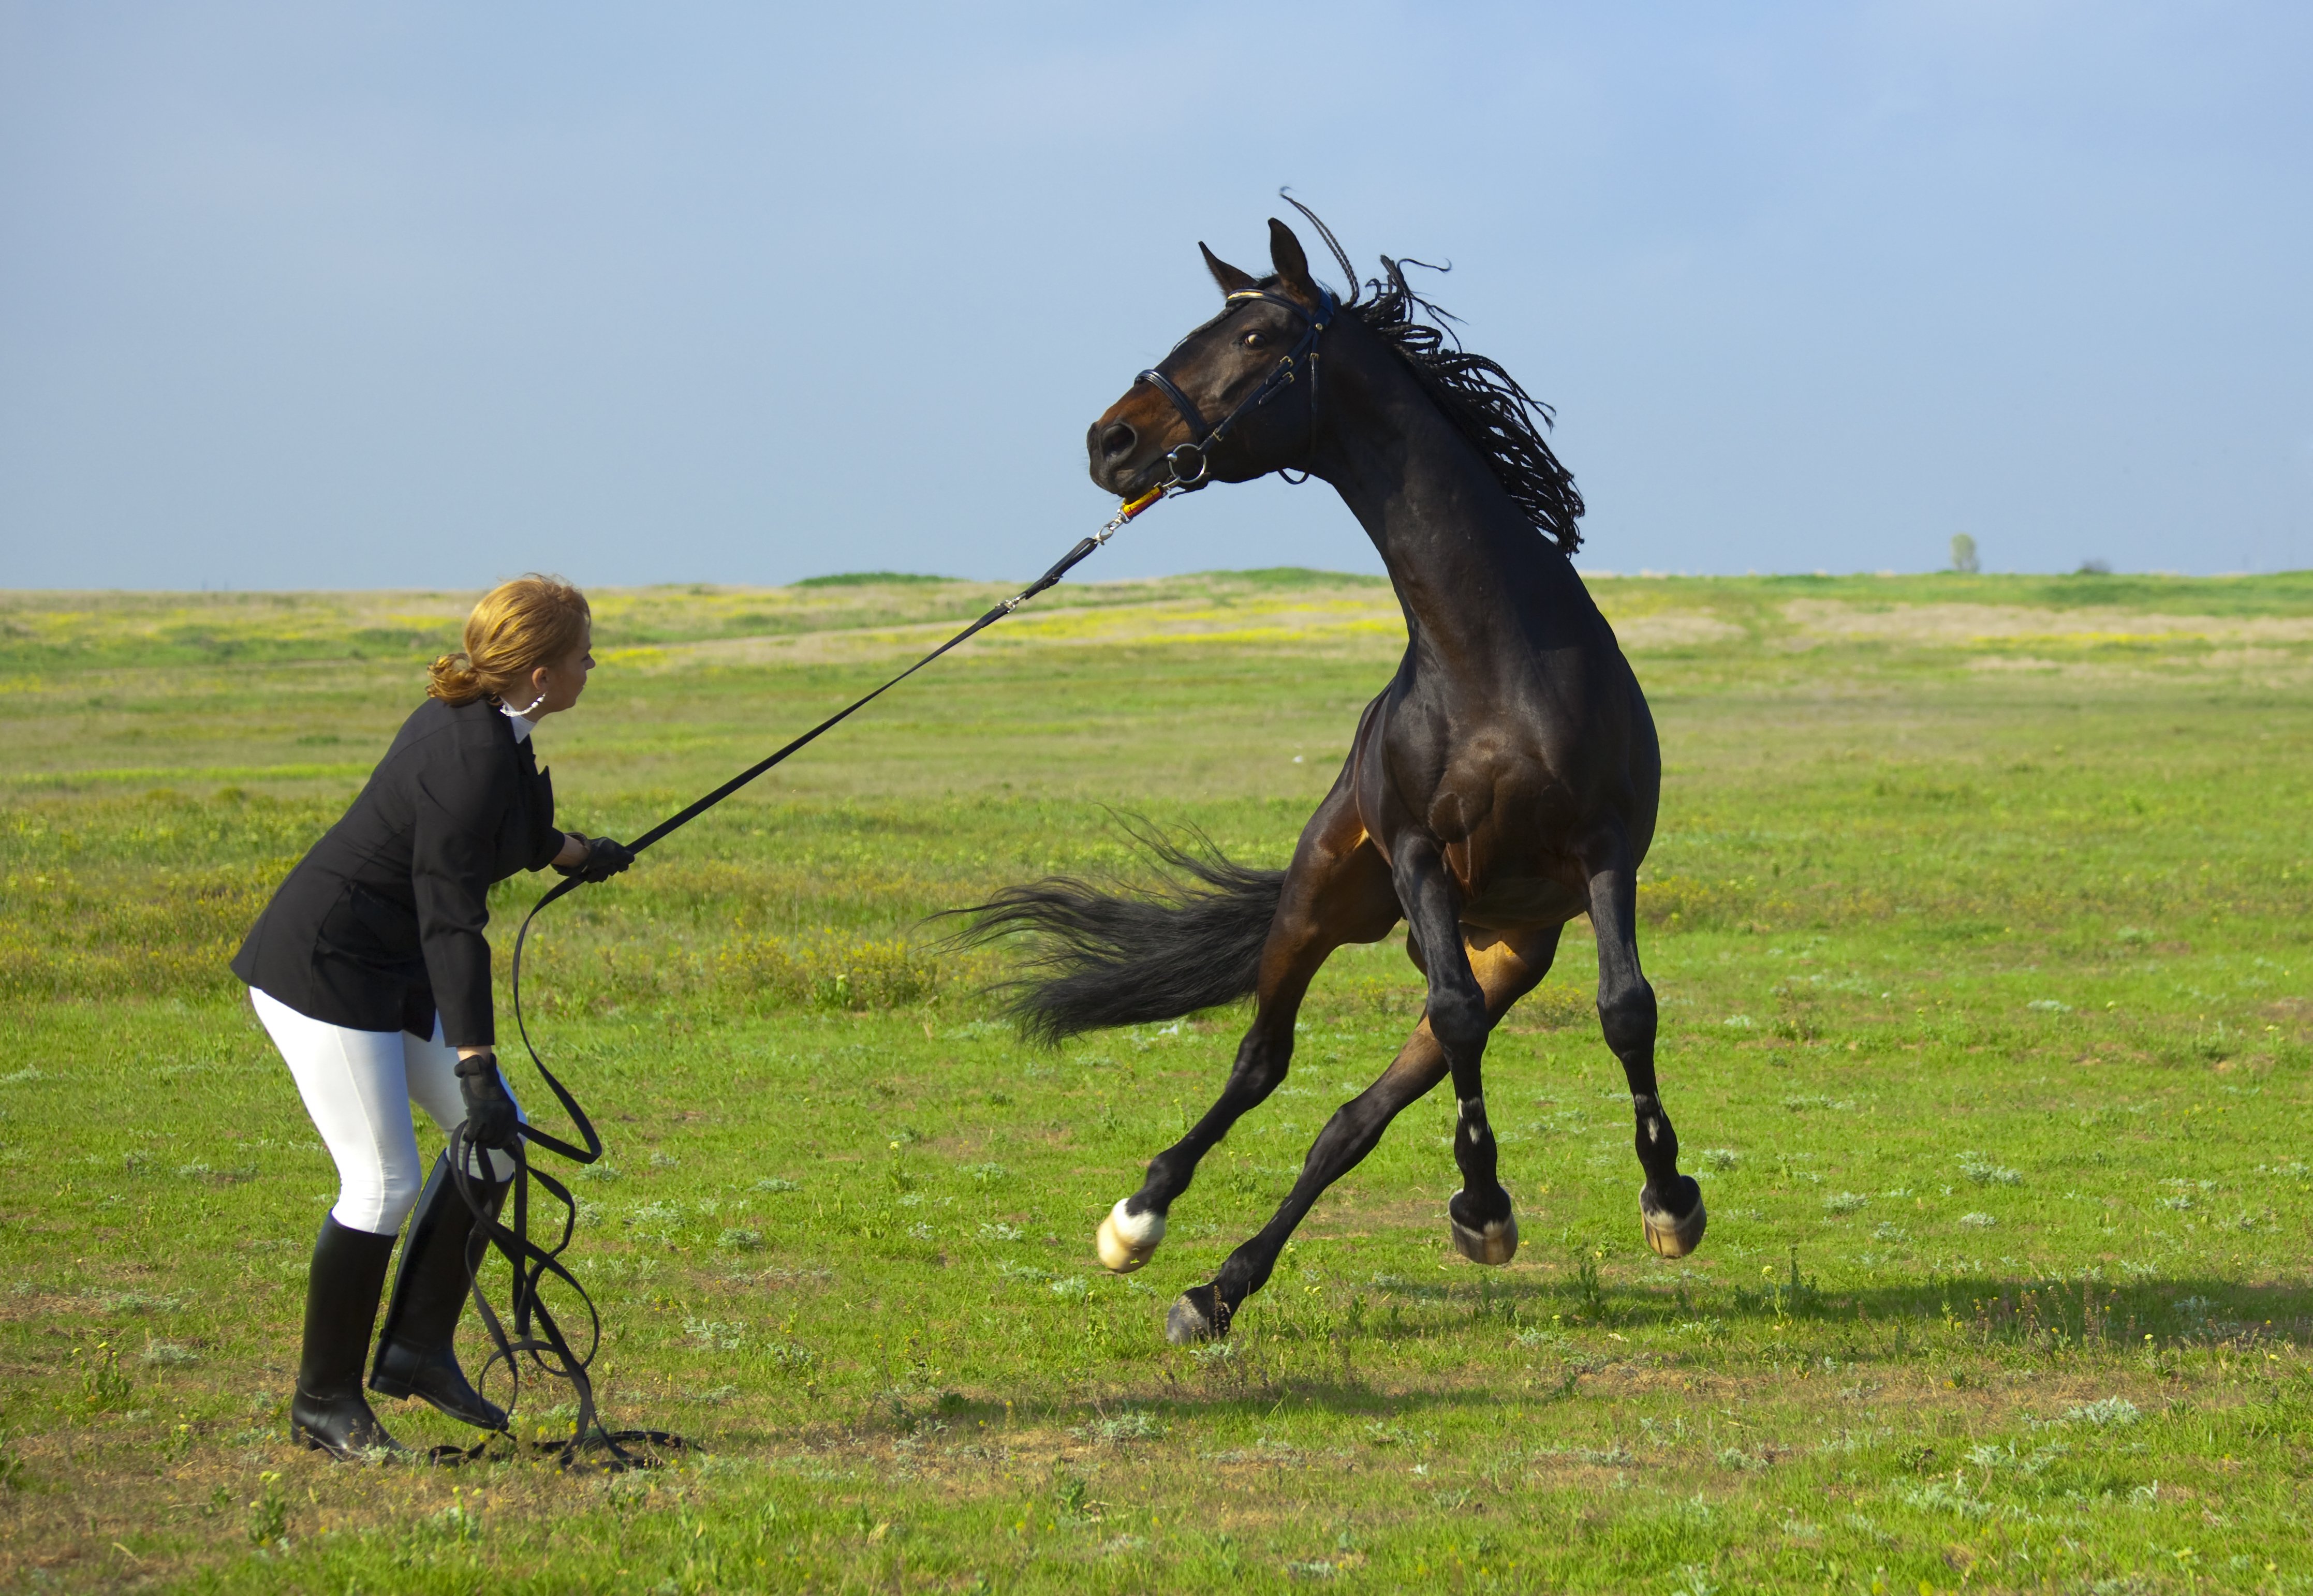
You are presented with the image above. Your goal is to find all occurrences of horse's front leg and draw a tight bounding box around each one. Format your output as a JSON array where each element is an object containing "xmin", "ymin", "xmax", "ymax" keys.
[
  {"xmin": 1583, "ymin": 823, "xmax": 1706, "ymax": 1258},
  {"xmin": 1094, "ymin": 784, "xmax": 1397, "ymax": 1275},
  {"xmin": 1387, "ymin": 839, "xmax": 1519, "ymax": 1266}
]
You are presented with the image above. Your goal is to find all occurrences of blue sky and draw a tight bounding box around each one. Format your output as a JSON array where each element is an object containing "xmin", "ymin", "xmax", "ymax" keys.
[{"xmin": 3, "ymin": 2, "xmax": 2308, "ymax": 588}]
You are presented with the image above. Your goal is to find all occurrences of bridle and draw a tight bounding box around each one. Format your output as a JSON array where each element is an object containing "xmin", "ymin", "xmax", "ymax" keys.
[{"xmin": 1136, "ymin": 285, "xmax": 1337, "ymax": 493}]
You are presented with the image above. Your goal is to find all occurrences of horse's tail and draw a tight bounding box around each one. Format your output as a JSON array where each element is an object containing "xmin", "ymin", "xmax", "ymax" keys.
[{"xmin": 950, "ymin": 823, "xmax": 1285, "ymax": 1045}]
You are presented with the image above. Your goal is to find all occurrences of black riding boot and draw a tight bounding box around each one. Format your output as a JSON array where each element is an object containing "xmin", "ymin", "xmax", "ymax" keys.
[
  {"xmin": 369, "ymin": 1154, "xmax": 509, "ymax": 1431},
  {"xmin": 289, "ymin": 1216, "xmax": 405, "ymax": 1459}
]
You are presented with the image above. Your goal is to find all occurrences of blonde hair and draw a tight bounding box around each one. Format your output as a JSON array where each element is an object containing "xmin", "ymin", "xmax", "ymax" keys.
[{"xmin": 428, "ymin": 575, "xmax": 593, "ymax": 706}]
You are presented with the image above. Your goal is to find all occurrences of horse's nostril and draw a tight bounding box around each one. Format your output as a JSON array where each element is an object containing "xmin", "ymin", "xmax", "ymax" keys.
[{"xmin": 1100, "ymin": 422, "xmax": 1137, "ymax": 460}]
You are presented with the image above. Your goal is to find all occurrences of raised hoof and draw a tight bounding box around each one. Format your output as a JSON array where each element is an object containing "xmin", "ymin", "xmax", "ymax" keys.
[
  {"xmin": 1165, "ymin": 1284, "xmax": 1231, "ymax": 1345},
  {"xmin": 1640, "ymin": 1178, "xmax": 1707, "ymax": 1260},
  {"xmin": 1095, "ymin": 1198, "xmax": 1165, "ymax": 1275},
  {"xmin": 1448, "ymin": 1211, "xmax": 1520, "ymax": 1266}
]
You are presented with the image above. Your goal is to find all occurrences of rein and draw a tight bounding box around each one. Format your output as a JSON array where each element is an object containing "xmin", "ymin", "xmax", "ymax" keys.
[{"xmin": 449, "ymin": 483, "xmax": 1187, "ymax": 1470}]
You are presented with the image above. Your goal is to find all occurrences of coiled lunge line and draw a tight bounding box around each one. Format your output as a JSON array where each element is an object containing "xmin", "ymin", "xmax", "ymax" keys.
[{"xmin": 455, "ymin": 483, "xmax": 1179, "ymax": 1470}]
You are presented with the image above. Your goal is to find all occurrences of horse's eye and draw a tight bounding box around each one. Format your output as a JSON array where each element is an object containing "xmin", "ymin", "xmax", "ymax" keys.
[{"xmin": 1241, "ymin": 330, "xmax": 1268, "ymax": 349}]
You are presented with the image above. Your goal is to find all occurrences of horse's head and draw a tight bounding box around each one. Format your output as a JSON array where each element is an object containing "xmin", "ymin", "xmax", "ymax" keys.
[{"xmin": 1087, "ymin": 218, "xmax": 1335, "ymax": 499}]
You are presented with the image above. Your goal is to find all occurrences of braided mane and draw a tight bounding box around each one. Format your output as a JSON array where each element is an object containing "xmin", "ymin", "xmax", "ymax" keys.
[{"xmin": 1286, "ymin": 201, "xmax": 1586, "ymax": 555}]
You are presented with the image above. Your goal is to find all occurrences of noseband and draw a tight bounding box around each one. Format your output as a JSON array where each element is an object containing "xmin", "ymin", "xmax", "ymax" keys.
[{"xmin": 1136, "ymin": 285, "xmax": 1336, "ymax": 491}]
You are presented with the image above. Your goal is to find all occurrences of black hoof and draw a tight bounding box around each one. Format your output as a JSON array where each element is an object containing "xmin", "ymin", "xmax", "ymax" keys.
[
  {"xmin": 1166, "ymin": 1283, "xmax": 1232, "ymax": 1344},
  {"xmin": 1449, "ymin": 1211, "xmax": 1520, "ymax": 1265},
  {"xmin": 1640, "ymin": 1175, "xmax": 1707, "ymax": 1260},
  {"xmin": 1448, "ymin": 1188, "xmax": 1519, "ymax": 1265}
]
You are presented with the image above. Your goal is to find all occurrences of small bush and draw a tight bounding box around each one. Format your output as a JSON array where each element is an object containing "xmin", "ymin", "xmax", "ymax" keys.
[
  {"xmin": 74, "ymin": 1341, "xmax": 132, "ymax": 1412},
  {"xmin": 1085, "ymin": 1409, "xmax": 1164, "ymax": 1443},
  {"xmin": 246, "ymin": 1472, "xmax": 289, "ymax": 1546}
]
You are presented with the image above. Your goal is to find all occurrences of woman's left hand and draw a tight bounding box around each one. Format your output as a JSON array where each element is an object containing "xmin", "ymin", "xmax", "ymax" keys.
[
  {"xmin": 555, "ymin": 834, "xmax": 635, "ymax": 883},
  {"xmin": 454, "ymin": 1052, "xmax": 522, "ymax": 1149}
]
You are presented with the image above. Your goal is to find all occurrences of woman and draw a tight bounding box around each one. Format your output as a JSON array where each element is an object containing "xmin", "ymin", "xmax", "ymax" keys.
[{"xmin": 232, "ymin": 574, "xmax": 634, "ymax": 1459}]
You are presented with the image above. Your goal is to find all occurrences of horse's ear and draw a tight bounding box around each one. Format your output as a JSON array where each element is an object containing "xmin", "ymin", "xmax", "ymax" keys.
[
  {"xmin": 1200, "ymin": 242, "xmax": 1258, "ymax": 298},
  {"xmin": 1268, "ymin": 218, "xmax": 1318, "ymax": 301}
]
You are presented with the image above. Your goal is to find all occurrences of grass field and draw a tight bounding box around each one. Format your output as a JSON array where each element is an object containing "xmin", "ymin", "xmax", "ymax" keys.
[{"xmin": 3, "ymin": 566, "xmax": 2311, "ymax": 1593}]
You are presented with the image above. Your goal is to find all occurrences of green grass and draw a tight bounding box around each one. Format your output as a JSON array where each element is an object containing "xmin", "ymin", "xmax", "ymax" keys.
[{"xmin": 3, "ymin": 570, "xmax": 2311, "ymax": 1592}]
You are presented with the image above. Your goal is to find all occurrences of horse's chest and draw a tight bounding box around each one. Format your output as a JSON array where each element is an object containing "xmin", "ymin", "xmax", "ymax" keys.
[
  {"xmin": 1423, "ymin": 753, "xmax": 1575, "ymax": 882},
  {"xmin": 1358, "ymin": 707, "xmax": 1581, "ymax": 874}
]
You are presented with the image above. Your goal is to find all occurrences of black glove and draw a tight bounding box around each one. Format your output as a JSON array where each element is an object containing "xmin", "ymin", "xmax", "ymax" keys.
[
  {"xmin": 454, "ymin": 1053, "xmax": 521, "ymax": 1150},
  {"xmin": 555, "ymin": 834, "xmax": 636, "ymax": 884}
]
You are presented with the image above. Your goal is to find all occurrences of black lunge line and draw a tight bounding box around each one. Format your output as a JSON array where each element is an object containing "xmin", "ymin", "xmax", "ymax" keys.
[{"xmin": 456, "ymin": 483, "xmax": 1184, "ymax": 1469}]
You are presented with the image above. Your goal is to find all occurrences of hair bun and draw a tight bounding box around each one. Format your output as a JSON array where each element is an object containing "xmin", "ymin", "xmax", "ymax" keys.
[{"xmin": 426, "ymin": 650, "xmax": 484, "ymax": 703}]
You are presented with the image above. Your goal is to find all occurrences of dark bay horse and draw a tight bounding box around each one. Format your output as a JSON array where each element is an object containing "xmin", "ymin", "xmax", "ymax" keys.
[{"xmin": 965, "ymin": 210, "xmax": 1705, "ymax": 1343}]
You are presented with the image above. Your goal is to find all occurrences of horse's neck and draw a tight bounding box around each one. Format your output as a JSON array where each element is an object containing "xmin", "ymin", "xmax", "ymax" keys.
[{"xmin": 1314, "ymin": 337, "xmax": 1581, "ymax": 659}]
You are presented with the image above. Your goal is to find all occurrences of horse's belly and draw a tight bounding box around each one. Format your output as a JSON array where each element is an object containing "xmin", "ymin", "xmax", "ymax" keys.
[{"xmin": 1462, "ymin": 876, "xmax": 1584, "ymax": 930}]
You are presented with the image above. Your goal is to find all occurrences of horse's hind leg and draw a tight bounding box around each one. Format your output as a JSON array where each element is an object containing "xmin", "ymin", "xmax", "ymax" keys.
[
  {"xmin": 1165, "ymin": 921, "xmax": 1560, "ymax": 1342},
  {"xmin": 1094, "ymin": 779, "xmax": 1396, "ymax": 1275},
  {"xmin": 1584, "ymin": 823, "xmax": 1706, "ymax": 1258}
]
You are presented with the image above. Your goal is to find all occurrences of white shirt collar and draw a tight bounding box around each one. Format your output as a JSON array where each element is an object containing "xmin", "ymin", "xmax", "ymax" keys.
[{"xmin": 499, "ymin": 700, "xmax": 537, "ymax": 744}]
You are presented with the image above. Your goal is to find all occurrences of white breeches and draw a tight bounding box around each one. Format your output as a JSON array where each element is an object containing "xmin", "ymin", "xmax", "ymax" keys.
[{"xmin": 251, "ymin": 987, "xmax": 524, "ymax": 1236}]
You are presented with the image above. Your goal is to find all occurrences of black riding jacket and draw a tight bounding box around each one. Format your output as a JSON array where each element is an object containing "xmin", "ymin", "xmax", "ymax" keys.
[{"xmin": 231, "ymin": 697, "xmax": 564, "ymax": 1044}]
